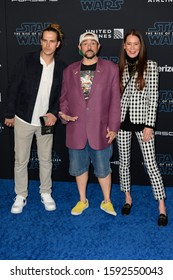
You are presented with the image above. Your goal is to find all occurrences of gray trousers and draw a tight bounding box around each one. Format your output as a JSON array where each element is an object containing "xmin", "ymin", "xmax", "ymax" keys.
[
  {"xmin": 14, "ymin": 117, "xmax": 53, "ymax": 198},
  {"xmin": 117, "ymin": 130, "xmax": 166, "ymax": 200}
]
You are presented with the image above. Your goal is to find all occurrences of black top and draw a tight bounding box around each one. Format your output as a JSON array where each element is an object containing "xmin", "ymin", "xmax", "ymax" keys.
[
  {"xmin": 81, "ymin": 63, "xmax": 97, "ymax": 71},
  {"xmin": 120, "ymin": 55, "xmax": 153, "ymax": 132}
]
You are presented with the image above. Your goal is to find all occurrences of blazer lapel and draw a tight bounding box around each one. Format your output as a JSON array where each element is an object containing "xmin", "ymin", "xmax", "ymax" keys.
[
  {"xmin": 123, "ymin": 64, "xmax": 130, "ymax": 86},
  {"xmin": 123, "ymin": 64, "xmax": 138, "ymax": 92},
  {"xmin": 72, "ymin": 63, "xmax": 86, "ymax": 102},
  {"xmin": 87, "ymin": 58, "xmax": 103, "ymax": 100}
]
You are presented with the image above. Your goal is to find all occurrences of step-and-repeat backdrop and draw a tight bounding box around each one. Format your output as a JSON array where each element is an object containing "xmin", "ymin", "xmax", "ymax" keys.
[{"xmin": 0, "ymin": 0, "xmax": 173, "ymax": 186}]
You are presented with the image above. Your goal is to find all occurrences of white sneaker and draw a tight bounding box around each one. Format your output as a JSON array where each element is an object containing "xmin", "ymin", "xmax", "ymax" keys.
[
  {"xmin": 11, "ymin": 195, "xmax": 27, "ymax": 214},
  {"xmin": 41, "ymin": 193, "xmax": 56, "ymax": 211}
]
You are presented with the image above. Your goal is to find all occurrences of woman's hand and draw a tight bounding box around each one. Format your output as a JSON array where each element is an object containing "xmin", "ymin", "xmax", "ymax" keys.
[{"xmin": 142, "ymin": 127, "xmax": 154, "ymax": 142}]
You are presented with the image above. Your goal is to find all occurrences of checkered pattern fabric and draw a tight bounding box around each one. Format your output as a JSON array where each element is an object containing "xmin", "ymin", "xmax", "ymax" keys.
[
  {"xmin": 121, "ymin": 60, "xmax": 159, "ymax": 127},
  {"xmin": 117, "ymin": 130, "xmax": 166, "ymax": 200}
]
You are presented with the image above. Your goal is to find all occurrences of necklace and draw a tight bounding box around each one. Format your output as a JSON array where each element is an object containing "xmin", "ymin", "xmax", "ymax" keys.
[
  {"xmin": 127, "ymin": 60, "xmax": 138, "ymax": 66},
  {"xmin": 127, "ymin": 61, "xmax": 138, "ymax": 77}
]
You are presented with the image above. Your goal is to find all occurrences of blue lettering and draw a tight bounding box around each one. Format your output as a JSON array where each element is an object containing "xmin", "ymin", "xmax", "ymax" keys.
[
  {"xmin": 15, "ymin": 22, "xmax": 50, "ymax": 45},
  {"xmin": 80, "ymin": 0, "xmax": 124, "ymax": 11},
  {"xmin": 147, "ymin": 22, "xmax": 173, "ymax": 45}
]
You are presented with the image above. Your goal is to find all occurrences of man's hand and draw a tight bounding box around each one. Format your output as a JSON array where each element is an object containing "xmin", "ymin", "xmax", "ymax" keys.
[
  {"xmin": 106, "ymin": 128, "xmax": 117, "ymax": 144},
  {"xmin": 4, "ymin": 118, "xmax": 15, "ymax": 127},
  {"xmin": 44, "ymin": 113, "xmax": 57, "ymax": 126},
  {"xmin": 59, "ymin": 111, "xmax": 78, "ymax": 122}
]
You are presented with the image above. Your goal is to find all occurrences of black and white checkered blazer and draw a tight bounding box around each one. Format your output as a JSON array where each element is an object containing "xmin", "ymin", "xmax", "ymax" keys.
[{"xmin": 121, "ymin": 60, "xmax": 159, "ymax": 127}]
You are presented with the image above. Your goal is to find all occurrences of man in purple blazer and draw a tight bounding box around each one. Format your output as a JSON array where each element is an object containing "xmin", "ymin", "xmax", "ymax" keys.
[{"xmin": 59, "ymin": 32, "xmax": 120, "ymax": 216}]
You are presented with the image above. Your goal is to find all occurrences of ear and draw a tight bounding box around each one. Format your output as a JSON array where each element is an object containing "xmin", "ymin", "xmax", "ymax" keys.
[
  {"xmin": 56, "ymin": 41, "xmax": 61, "ymax": 48},
  {"xmin": 78, "ymin": 44, "xmax": 83, "ymax": 56}
]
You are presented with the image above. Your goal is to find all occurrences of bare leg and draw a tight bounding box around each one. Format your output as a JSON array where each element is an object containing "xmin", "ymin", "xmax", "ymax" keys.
[
  {"xmin": 98, "ymin": 173, "xmax": 117, "ymax": 216},
  {"xmin": 158, "ymin": 199, "xmax": 168, "ymax": 226},
  {"xmin": 124, "ymin": 191, "xmax": 132, "ymax": 205},
  {"xmin": 75, "ymin": 171, "xmax": 88, "ymax": 202},
  {"xmin": 159, "ymin": 199, "xmax": 166, "ymax": 215},
  {"xmin": 98, "ymin": 173, "xmax": 111, "ymax": 203},
  {"xmin": 71, "ymin": 171, "xmax": 89, "ymax": 215}
]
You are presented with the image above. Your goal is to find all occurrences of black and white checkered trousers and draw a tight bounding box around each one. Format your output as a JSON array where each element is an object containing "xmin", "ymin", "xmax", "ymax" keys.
[{"xmin": 117, "ymin": 130, "xmax": 166, "ymax": 200}]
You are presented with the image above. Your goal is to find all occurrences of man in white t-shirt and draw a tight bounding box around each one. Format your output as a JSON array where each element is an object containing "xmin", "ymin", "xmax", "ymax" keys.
[{"xmin": 4, "ymin": 23, "xmax": 66, "ymax": 214}]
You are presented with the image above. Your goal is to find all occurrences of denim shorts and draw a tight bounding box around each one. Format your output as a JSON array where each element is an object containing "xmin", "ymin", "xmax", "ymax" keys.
[{"xmin": 68, "ymin": 142, "xmax": 113, "ymax": 178}]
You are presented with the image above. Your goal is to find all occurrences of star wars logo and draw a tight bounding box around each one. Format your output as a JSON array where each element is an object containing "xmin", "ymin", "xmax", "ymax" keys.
[
  {"xmin": 148, "ymin": 0, "xmax": 173, "ymax": 2},
  {"xmin": 158, "ymin": 90, "xmax": 173, "ymax": 112},
  {"xmin": 11, "ymin": 0, "xmax": 58, "ymax": 2},
  {"xmin": 142, "ymin": 154, "xmax": 173, "ymax": 175},
  {"xmin": 156, "ymin": 154, "xmax": 173, "ymax": 175},
  {"xmin": 80, "ymin": 0, "xmax": 124, "ymax": 11},
  {"xmin": 146, "ymin": 22, "xmax": 173, "ymax": 45},
  {"xmin": 14, "ymin": 22, "xmax": 50, "ymax": 45},
  {"xmin": 29, "ymin": 149, "xmax": 61, "ymax": 170}
]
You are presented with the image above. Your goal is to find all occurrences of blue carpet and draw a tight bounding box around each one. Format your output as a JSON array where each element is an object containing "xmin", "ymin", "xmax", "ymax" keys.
[{"xmin": 0, "ymin": 179, "xmax": 172, "ymax": 260}]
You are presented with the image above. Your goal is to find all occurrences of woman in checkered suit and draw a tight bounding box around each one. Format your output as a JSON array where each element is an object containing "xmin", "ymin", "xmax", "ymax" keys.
[{"xmin": 117, "ymin": 29, "xmax": 168, "ymax": 226}]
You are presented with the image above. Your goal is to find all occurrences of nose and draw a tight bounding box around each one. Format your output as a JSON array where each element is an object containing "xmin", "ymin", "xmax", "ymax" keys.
[
  {"xmin": 130, "ymin": 45, "xmax": 135, "ymax": 50},
  {"xmin": 46, "ymin": 41, "xmax": 50, "ymax": 47},
  {"xmin": 87, "ymin": 42, "xmax": 93, "ymax": 49}
]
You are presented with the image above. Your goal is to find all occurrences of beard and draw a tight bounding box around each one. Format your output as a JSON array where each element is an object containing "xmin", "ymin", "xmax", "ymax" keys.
[{"xmin": 83, "ymin": 50, "xmax": 97, "ymax": 59}]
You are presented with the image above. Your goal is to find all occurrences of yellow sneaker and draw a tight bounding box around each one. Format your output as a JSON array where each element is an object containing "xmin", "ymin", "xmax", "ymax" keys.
[
  {"xmin": 100, "ymin": 201, "xmax": 117, "ymax": 216},
  {"xmin": 71, "ymin": 199, "xmax": 89, "ymax": 215}
]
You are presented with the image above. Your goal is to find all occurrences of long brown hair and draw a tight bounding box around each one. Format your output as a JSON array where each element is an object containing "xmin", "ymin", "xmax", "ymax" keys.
[{"xmin": 119, "ymin": 29, "xmax": 147, "ymax": 94}]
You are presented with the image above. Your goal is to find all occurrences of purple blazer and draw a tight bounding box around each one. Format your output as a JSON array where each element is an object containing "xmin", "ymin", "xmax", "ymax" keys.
[{"xmin": 60, "ymin": 57, "xmax": 120, "ymax": 150}]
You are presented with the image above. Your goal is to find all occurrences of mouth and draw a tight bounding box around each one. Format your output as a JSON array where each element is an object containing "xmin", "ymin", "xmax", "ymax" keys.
[{"xmin": 128, "ymin": 52, "xmax": 138, "ymax": 57}]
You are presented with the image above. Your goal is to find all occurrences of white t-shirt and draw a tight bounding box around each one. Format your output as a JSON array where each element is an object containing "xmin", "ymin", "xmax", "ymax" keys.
[{"xmin": 16, "ymin": 56, "xmax": 55, "ymax": 126}]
